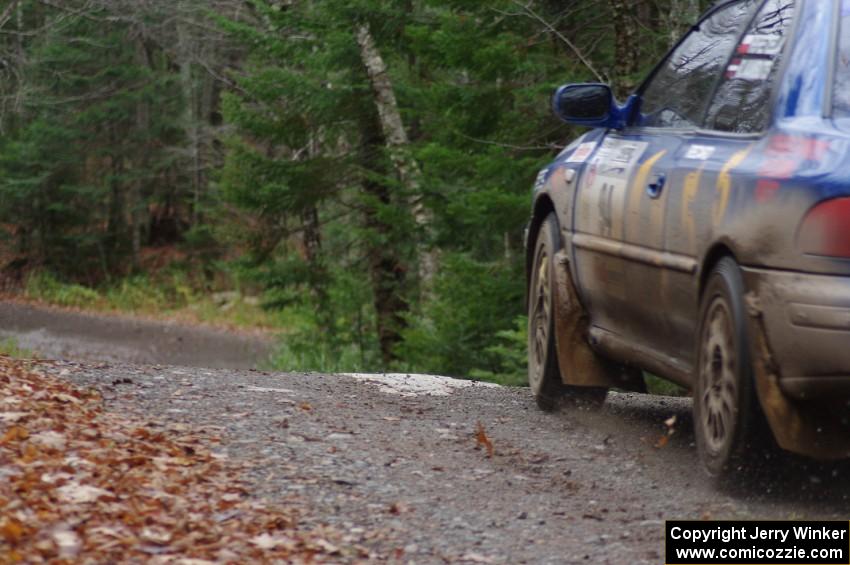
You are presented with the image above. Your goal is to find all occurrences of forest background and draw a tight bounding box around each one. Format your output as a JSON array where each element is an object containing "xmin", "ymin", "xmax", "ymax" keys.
[{"xmin": 0, "ymin": 0, "xmax": 710, "ymax": 384}]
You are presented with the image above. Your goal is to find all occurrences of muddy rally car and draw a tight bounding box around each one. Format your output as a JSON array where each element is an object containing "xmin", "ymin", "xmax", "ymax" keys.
[{"xmin": 526, "ymin": 0, "xmax": 850, "ymax": 476}]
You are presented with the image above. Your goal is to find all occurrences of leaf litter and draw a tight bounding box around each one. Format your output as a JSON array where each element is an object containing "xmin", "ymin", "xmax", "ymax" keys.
[
  {"xmin": 0, "ymin": 356, "xmax": 356, "ymax": 563},
  {"xmin": 475, "ymin": 422, "xmax": 494, "ymax": 458},
  {"xmin": 654, "ymin": 415, "xmax": 678, "ymax": 449}
]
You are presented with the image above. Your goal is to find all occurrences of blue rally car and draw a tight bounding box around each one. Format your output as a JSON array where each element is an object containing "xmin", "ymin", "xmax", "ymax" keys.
[{"xmin": 526, "ymin": 0, "xmax": 850, "ymax": 476}]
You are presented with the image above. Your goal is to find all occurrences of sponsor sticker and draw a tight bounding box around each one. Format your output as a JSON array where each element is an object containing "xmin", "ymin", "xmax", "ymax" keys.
[
  {"xmin": 589, "ymin": 138, "xmax": 647, "ymax": 179},
  {"xmin": 726, "ymin": 57, "xmax": 773, "ymax": 81},
  {"xmin": 565, "ymin": 142, "xmax": 597, "ymax": 164},
  {"xmin": 684, "ymin": 145, "xmax": 715, "ymax": 161},
  {"xmin": 737, "ymin": 33, "xmax": 785, "ymax": 56}
]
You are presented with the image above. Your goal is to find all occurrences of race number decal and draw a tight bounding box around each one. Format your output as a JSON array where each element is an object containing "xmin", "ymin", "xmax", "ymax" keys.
[{"xmin": 577, "ymin": 138, "xmax": 648, "ymax": 240}]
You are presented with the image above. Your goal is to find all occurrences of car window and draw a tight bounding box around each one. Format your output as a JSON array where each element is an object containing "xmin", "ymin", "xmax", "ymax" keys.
[
  {"xmin": 638, "ymin": 0, "xmax": 759, "ymax": 129},
  {"xmin": 834, "ymin": 1, "xmax": 850, "ymax": 116},
  {"xmin": 705, "ymin": 0, "xmax": 795, "ymax": 133}
]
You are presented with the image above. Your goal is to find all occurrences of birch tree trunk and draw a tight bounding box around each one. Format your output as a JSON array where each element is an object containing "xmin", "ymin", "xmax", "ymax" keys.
[
  {"xmin": 670, "ymin": 0, "xmax": 700, "ymax": 46},
  {"xmin": 355, "ymin": 23, "xmax": 436, "ymax": 286}
]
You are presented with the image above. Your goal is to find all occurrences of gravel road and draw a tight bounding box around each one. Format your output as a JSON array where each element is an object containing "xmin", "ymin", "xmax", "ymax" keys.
[
  {"xmin": 5, "ymin": 301, "xmax": 850, "ymax": 563},
  {"xmin": 0, "ymin": 302, "xmax": 272, "ymax": 369}
]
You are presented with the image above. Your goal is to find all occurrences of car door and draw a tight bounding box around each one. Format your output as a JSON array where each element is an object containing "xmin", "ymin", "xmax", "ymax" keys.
[
  {"xmin": 573, "ymin": 0, "xmax": 761, "ymax": 369},
  {"xmin": 662, "ymin": 0, "xmax": 796, "ymax": 365}
]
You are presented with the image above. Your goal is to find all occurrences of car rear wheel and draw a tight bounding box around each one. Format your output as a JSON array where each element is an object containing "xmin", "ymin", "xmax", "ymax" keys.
[
  {"xmin": 528, "ymin": 213, "xmax": 606, "ymax": 411},
  {"xmin": 694, "ymin": 257, "xmax": 767, "ymax": 477}
]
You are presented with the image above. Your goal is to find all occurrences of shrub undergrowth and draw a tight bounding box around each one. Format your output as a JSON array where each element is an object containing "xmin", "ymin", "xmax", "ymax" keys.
[{"xmin": 23, "ymin": 271, "xmax": 276, "ymax": 329}]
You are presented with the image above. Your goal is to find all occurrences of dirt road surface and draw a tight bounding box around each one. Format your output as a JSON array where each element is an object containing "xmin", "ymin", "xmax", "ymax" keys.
[
  {"xmin": 0, "ymin": 302, "xmax": 272, "ymax": 369},
  {"xmin": 4, "ymin": 301, "xmax": 850, "ymax": 563}
]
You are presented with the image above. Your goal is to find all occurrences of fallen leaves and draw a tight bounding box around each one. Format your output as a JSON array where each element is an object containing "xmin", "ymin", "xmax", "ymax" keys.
[
  {"xmin": 28, "ymin": 430, "xmax": 66, "ymax": 451},
  {"xmin": 52, "ymin": 528, "xmax": 82, "ymax": 558},
  {"xmin": 1, "ymin": 425, "xmax": 29, "ymax": 443},
  {"xmin": 0, "ymin": 519, "xmax": 24, "ymax": 544},
  {"xmin": 250, "ymin": 532, "xmax": 296, "ymax": 551},
  {"xmin": 0, "ymin": 356, "xmax": 348, "ymax": 562},
  {"xmin": 56, "ymin": 483, "xmax": 113, "ymax": 504},
  {"xmin": 388, "ymin": 502, "xmax": 411, "ymax": 515},
  {"xmin": 140, "ymin": 526, "xmax": 172, "ymax": 545},
  {"xmin": 52, "ymin": 392, "xmax": 80, "ymax": 404},
  {"xmin": 0, "ymin": 412, "xmax": 27, "ymax": 424},
  {"xmin": 475, "ymin": 421, "xmax": 494, "ymax": 458},
  {"xmin": 460, "ymin": 552, "xmax": 496, "ymax": 563},
  {"xmin": 654, "ymin": 414, "xmax": 678, "ymax": 449}
]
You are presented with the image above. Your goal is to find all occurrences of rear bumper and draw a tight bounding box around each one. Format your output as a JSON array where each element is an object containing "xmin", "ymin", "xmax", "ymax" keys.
[{"xmin": 743, "ymin": 267, "xmax": 850, "ymax": 399}]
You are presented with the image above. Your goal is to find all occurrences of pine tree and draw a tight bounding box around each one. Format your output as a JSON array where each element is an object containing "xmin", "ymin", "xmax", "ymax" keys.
[{"xmin": 220, "ymin": 0, "xmax": 428, "ymax": 365}]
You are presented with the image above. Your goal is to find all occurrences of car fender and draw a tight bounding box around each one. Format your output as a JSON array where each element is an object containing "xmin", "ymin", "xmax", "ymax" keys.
[
  {"xmin": 552, "ymin": 248, "xmax": 646, "ymax": 391},
  {"xmin": 744, "ymin": 290, "xmax": 850, "ymax": 459},
  {"xmin": 526, "ymin": 131, "xmax": 604, "ymax": 289}
]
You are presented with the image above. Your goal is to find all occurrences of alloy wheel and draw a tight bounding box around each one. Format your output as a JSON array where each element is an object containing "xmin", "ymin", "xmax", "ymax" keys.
[{"xmin": 699, "ymin": 298, "xmax": 738, "ymax": 455}]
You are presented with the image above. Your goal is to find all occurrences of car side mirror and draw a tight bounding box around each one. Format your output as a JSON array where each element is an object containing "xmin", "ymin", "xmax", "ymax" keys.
[{"xmin": 552, "ymin": 83, "xmax": 636, "ymax": 130}]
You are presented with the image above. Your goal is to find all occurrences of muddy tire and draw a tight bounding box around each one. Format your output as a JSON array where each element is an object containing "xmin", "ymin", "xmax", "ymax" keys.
[
  {"xmin": 693, "ymin": 257, "xmax": 767, "ymax": 477},
  {"xmin": 528, "ymin": 213, "xmax": 606, "ymax": 411}
]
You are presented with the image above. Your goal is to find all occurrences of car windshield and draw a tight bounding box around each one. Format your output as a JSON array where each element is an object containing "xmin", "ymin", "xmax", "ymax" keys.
[{"xmin": 835, "ymin": 1, "xmax": 850, "ymax": 115}]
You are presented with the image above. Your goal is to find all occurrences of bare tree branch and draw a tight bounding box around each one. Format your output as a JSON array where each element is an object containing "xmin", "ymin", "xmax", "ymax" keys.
[
  {"xmin": 0, "ymin": 0, "xmax": 20, "ymax": 30},
  {"xmin": 510, "ymin": 0, "xmax": 607, "ymax": 83}
]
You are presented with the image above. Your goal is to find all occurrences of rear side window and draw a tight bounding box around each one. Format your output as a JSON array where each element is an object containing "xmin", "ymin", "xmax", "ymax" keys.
[
  {"xmin": 639, "ymin": 0, "xmax": 759, "ymax": 129},
  {"xmin": 705, "ymin": 0, "xmax": 795, "ymax": 133},
  {"xmin": 835, "ymin": 1, "xmax": 850, "ymax": 116}
]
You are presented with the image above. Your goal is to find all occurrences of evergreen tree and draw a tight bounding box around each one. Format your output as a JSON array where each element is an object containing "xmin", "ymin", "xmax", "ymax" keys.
[
  {"xmin": 0, "ymin": 3, "xmax": 184, "ymax": 278},
  {"xmin": 220, "ymin": 0, "xmax": 427, "ymax": 366},
  {"xmin": 0, "ymin": 0, "xmax": 709, "ymax": 379}
]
